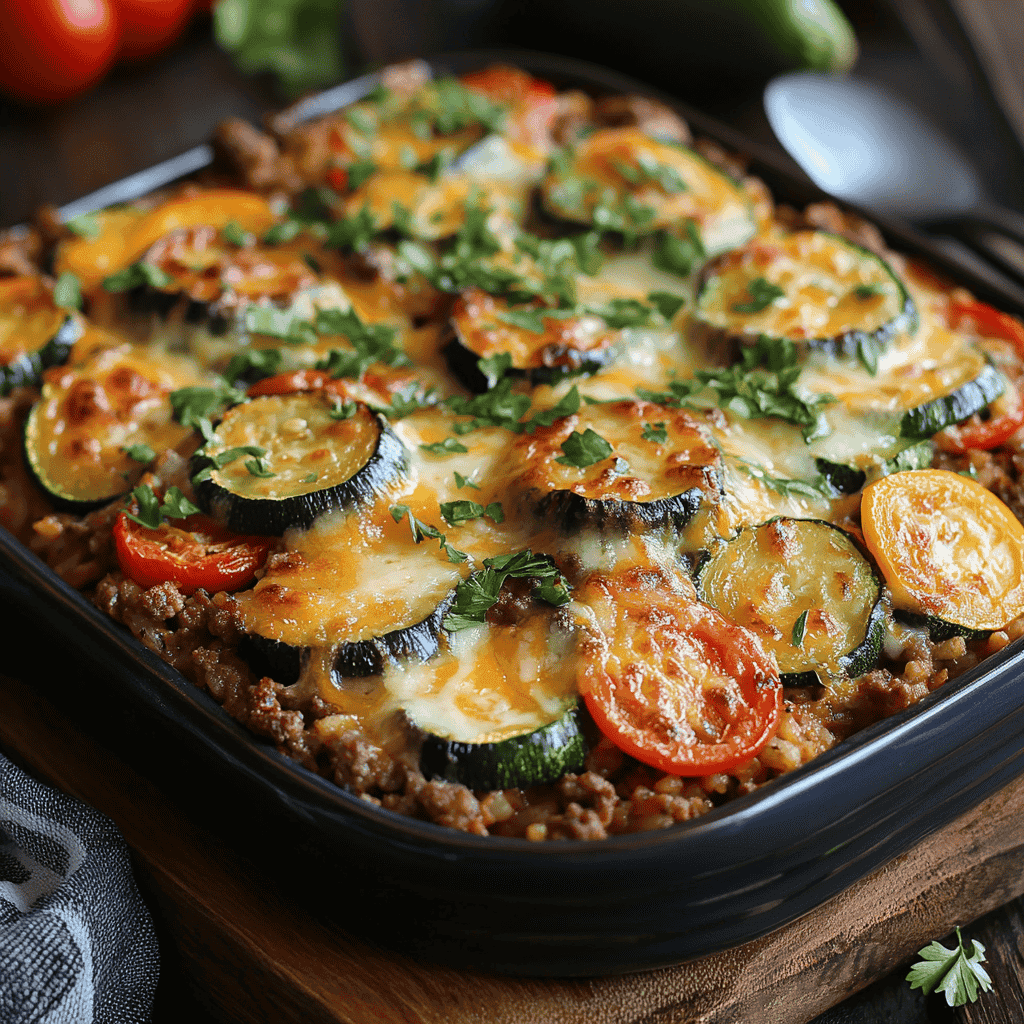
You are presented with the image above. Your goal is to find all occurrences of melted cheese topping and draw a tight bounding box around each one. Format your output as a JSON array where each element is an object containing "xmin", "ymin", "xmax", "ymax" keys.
[{"xmin": 0, "ymin": 277, "xmax": 70, "ymax": 363}]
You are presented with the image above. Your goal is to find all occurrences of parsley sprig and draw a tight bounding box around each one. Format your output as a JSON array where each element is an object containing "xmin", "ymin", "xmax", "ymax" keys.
[
  {"xmin": 442, "ymin": 551, "xmax": 571, "ymax": 631},
  {"xmin": 390, "ymin": 505, "xmax": 467, "ymax": 563},
  {"xmin": 123, "ymin": 484, "xmax": 200, "ymax": 530},
  {"xmin": 906, "ymin": 927, "xmax": 992, "ymax": 1008}
]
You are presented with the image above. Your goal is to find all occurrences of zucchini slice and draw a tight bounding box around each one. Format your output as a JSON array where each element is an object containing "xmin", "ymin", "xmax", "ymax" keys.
[
  {"xmin": 513, "ymin": 400, "xmax": 723, "ymax": 533},
  {"xmin": 900, "ymin": 361, "xmax": 1005, "ymax": 439},
  {"xmin": 541, "ymin": 127, "xmax": 756, "ymax": 252},
  {"xmin": 696, "ymin": 518, "xmax": 886, "ymax": 684},
  {"xmin": 235, "ymin": 511, "xmax": 465, "ymax": 681},
  {"xmin": 446, "ymin": 288, "xmax": 615, "ymax": 391},
  {"xmin": 693, "ymin": 231, "xmax": 916, "ymax": 359},
  {"xmin": 862, "ymin": 469, "xmax": 1024, "ymax": 638},
  {"xmin": 23, "ymin": 344, "xmax": 207, "ymax": 511},
  {"xmin": 191, "ymin": 393, "xmax": 408, "ymax": 535},
  {"xmin": 0, "ymin": 277, "xmax": 81, "ymax": 395},
  {"xmin": 386, "ymin": 600, "xmax": 585, "ymax": 791}
]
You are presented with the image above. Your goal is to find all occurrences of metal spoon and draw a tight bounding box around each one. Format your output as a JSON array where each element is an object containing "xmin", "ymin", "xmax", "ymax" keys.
[{"xmin": 764, "ymin": 71, "xmax": 1024, "ymax": 286}]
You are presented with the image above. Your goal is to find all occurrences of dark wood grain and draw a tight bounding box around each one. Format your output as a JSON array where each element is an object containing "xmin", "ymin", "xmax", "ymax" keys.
[{"xmin": 956, "ymin": 902, "xmax": 1024, "ymax": 1024}]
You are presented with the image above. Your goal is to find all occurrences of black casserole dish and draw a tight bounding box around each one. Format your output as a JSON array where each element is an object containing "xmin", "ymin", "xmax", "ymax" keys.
[{"xmin": 2, "ymin": 51, "xmax": 1024, "ymax": 976}]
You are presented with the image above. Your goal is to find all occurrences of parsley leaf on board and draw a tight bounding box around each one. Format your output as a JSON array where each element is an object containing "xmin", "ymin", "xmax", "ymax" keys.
[
  {"xmin": 906, "ymin": 927, "xmax": 993, "ymax": 1008},
  {"xmin": 732, "ymin": 277, "xmax": 786, "ymax": 313}
]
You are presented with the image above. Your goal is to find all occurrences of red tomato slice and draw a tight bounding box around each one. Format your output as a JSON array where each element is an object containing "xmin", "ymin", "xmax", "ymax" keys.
[
  {"xmin": 115, "ymin": 0, "xmax": 194, "ymax": 61},
  {"xmin": 576, "ymin": 567, "xmax": 782, "ymax": 776},
  {"xmin": 114, "ymin": 509, "xmax": 271, "ymax": 595},
  {"xmin": 950, "ymin": 297, "xmax": 1024, "ymax": 359},
  {"xmin": 460, "ymin": 67, "xmax": 558, "ymax": 149},
  {"xmin": 0, "ymin": 0, "xmax": 120, "ymax": 105}
]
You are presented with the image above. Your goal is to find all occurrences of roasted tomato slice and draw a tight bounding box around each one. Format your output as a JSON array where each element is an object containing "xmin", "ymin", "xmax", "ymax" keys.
[
  {"xmin": 575, "ymin": 565, "xmax": 782, "ymax": 776},
  {"xmin": 939, "ymin": 298, "xmax": 1024, "ymax": 452},
  {"xmin": 114, "ymin": 510, "xmax": 271, "ymax": 594}
]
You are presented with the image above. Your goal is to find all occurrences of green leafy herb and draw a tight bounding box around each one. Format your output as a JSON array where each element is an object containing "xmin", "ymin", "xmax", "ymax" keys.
[
  {"xmin": 53, "ymin": 271, "xmax": 82, "ymax": 311},
  {"xmin": 418, "ymin": 151, "xmax": 451, "ymax": 183},
  {"xmin": 262, "ymin": 219, "xmax": 303, "ymax": 245},
  {"xmin": 244, "ymin": 307, "xmax": 318, "ymax": 346},
  {"xmin": 735, "ymin": 458, "xmax": 832, "ymax": 500},
  {"xmin": 374, "ymin": 384, "xmax": 436, "ymax": 420},
  {"xmin": 302, "ymin": 252, "xmax": 323, "ymax": 274},
  {"xmin": 906, "ymin": 928, "xmax": 992, "ymax": 1008},
  {"xmin": 64, "ymin": 212, "xmax": 101, "ymax": 240},
  {"xmin": 555, "ymin": 427, "xmax": 613, "ymax": 468},
  {"xmin": 344, "ymin": 105, "xmax": 376, "ymax": 136},
  {"xmin": 207, "ymin": 445, "xmax": 267, "ymax": 470},
  {"xmin": 213, "ymin": 0, "xmax": 344, "ymax": 98},
  {"xmin": 732, "ymin": 277, "xmax": 786, "ymax": 313},
  {"xmin": 454, "ymin": 471, "xmax": 480, "ymax": 490},
  {"xmin": 245, "ymin": 457, "xmax": 275, "ymax": 478},
  {"xmin": 791, "ymin": 609, "xmax": 809, "ymax": 648},
  {"xmin": 477, "ymin": 352, "xmax": 513, "ymax": 389},
  {"xmin": 648, "ymin": 291, "xmax": 686, "ymax": 321},
  {"xmin": 123, "ymin": 484, "xmax": 200, "ymax": 530},
  {"xmin": 619, "ymin": 152, "xmax": 688, "ymax": 193},
  {"xmin": 641, "ymin": 421, "xmax": 667, "ymax": 443},
  {"xmin": 102, "ymin": 261, "xmax": 173, "ymax": 292},
  {"xmin": 390, "ymin": 504, "xmax": 467, "ymax": 564},
  {"xmin": 443, "ymin": 550, "xmax": 571, "ymax": 631},
  {"xmin": 568, "ymin": 231, "xmax": 604, "ymax": 275},
  {"xmin": 652, "ymin": 223, "xmax": 704, "ymax": 277},
  {"xmin": 419, "ymin": 77, "xmax": 506, "ymax": 136},
  {"xmin": 420, "ymin": 438, "xmax": 469, "ymax": 455},
  {"xmin": 696, "ymin": 335, "xmax": 833, "ymax": 442},
  {"xmin": 446, "ymin": 377, "xmax": 532, "ymax": 434},
  {"xmin": 123, "ymin": 443, "xmax": 155, "ymax": 464},
  {"xmin": 169, "ymin": 382, "xmax": 245, "ymax": 436},
  {"xmin": 325, "ymin": 206, "xmax": 379, "ymax": 252},
  {"xmin": 222, "ymin": 220, "xmax": 250, "ymax": 247},
  {"xmin": 494, "ymin": 307, "xmax": 548, "ymax": 333},
  {"xmin": 222, "ymin": 348, "xmax": 282, "ymax": 385},
  {"xmin": 856, "ymin": 335, "xmax": 880, "ymax": 376},
  {"xmin": 440, "ymin": 500, "xmax": 503, "ymax": 526},
  {"xmin": 525, "ymin": 385, "xmax": 581, "ymax": 431},
  {"xmin": 588, "ymin": 297, "xmax": 652, "ymax": 329},
  {"xmin": 329, "ymin": 398, "xmax": 358, "ymax": 420}
]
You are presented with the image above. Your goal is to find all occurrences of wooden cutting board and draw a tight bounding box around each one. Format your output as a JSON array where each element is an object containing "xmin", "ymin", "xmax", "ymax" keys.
[{"xmin": 2, "ymin": 669, "xmax": 1024, "ymax": 1024}]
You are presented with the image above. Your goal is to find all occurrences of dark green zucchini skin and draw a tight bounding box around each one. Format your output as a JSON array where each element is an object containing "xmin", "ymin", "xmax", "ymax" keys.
[
  {"xmin": 900, "ymin": 363, "xmax": 1005, "ymax": 439},
  {"xmin": 896, "ymin": 610, "xmax": 991, "ymax": 644},
  {"xmin": 538, "ymin": 485, "xmax": 707, "ymax": 535},
  {"xmin": 814, "ymin": 457, "xmax": 866, "ymax": 496},
  {"xmin": 695, "ymin": 518, "xmax": 886, "ymax": 687},
  {"xmin": 805, "ymin": 290, "xmax": 917, "ymax": 361},
  {"xmin": 240, "ymin": 591, "xmax": 455, "ymax": 684},
  {"xmin": 124, "ymin": 284, "xmax": 233, "ymax": 337},
  {"xmin": 419, "ymin": 703, "xmax": 588, "ymax": 791},
  {"xmin": 443, "ymin": 334, "xmax": 613, "ymax": 394},
  {"xmin": 1, "ymin": 316, "xmax": 81, "ymax": 396},
  {"xmin": 191, "ymin": 407, "xmax": 408, "ymax": 536}
]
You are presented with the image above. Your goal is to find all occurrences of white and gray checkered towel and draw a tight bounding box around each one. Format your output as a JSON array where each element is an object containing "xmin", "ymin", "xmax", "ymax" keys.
[{"xmin": 0, "ymin": 753, "xmax": 159, "ymax": 1023}]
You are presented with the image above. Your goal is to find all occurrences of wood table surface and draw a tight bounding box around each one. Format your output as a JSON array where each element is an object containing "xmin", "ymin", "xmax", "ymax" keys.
[{"xmin": 3, "ymin": 7, "xmax": 1024, "ymax": 1021}]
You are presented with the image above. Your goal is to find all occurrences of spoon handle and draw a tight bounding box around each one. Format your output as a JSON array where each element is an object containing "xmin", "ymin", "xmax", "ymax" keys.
[{"xmin": 926, "ymin": 201, "xmax": 1024, "ymax": 288}]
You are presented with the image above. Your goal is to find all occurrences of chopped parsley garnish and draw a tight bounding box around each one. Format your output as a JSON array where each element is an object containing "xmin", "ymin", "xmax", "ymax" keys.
[
  {"xmin": 641, "ymin": 421, "xmax": 667, "ymax": 443},
  {"xmin": 648, "ymin": 291, "xmax": 686, "ymax": 321},
  {"xmin": 446, "ymin": 377, "xmax": 532, "ymax": 433},
  {"xmin": 102, "ymin": 261, "xmax": 173, "ymax": 292},
  {"xmin": 477, "ymin": 352, "xmax": 513, "ymax": 389},
  {"xmin": 329, "ymin": 398, "xmax": 358, "ymax": 420},
  {"xmin": 123, "ymin": 484, "xmax": 200, "ymax": 530},
  {"xmin": 417, "ymin": 151, "xmax": 451, "ymax": 183},
  {"xmin": 791, "ymin": 609, "xmax": 809, "ymax": 648},
  {"xmin": 390, "ymin": 201, "xmax": 415, "ymax": 237},
  {"xmin": 390, "ymin": 504, "xmax": 467, "ymax": 563},
  {"xmin": 440, "ymin": 500, "xmax": 504, "ymax": 526},
  {"xmin": 244, "ymin": 307, "xmax": 318, "ymax": 346},
  {"xmin": 123, "ymin": 443, "xmax": 155, "ymax": 464},
  {"xmin": 614, "ymin": 153, "xmax": 687, "ymax": 193},
  {"xmin": 262, "ymin": 219, "xmax": 302, "ymax": 245},
  {"xmin": 373, "ymin": 384, "xmax": 436, "ymax": 420},
  {"xmin": 906, "ymin": 927, "xmax": 992, "ymax": 1008},
  {"xmin": 64, "ymin": 212, "xmax": 101, "ymax": 239},
  {"xmin": 416, "ymin": 77, "xmax": 506, "ymax": 136},
  {"xmin": 420, "ymin": 438, "xmax": 469, "ymax": 455},
  {"xmin": 442, "ymin": 550, "xmax": 570, "ymax": 631},
  {"xmin": 340, "ymin": 157, "xmax": 376, "ymax": 191},
  {"xmin": 344, "ymin": 105, "xmax": 377, "ymax": 137},
  {"xmin": 221, "ymin": 220, "xmax": 250, "ymax": 247},
  {"xmin": 170, "ymin": 382, "xmax": 245, "ymax": 444},
  {"xmin": 555, "ymin": 427, "xmax": 613, "ymax": 467},
  {"xmin": 245, "ymin": 457, "xmax": 275, "ymax": 478},
  {"xmin": 325, "ymin": 206, "xmax": 379, "ymax": 252},
  {"xmin": 53, "ymin": 271, "xmax": 82, "ymax": 311},
  {"xmin": 206, "ymin": 445, "xmax": 267, "ymax": 470},
  {"xmin": 588, "ymin": 297, "xmax": 652, "ymax": 329},
  {"xmin": 735, "ymin": 458, "xmax": 832, "ymax": 499},
  {"xmin": 652, "ymin": 223, "xmax": 704, "ymax": 277},
  {"xmin": 494, "ymin": 307, "xmax": 549, "ymax": 333},
  {"xmin": 856, "ymin": 335, "xmax": 881, "ymax": 376},
  {"xmin": 454, "ymin": 471, "xmax": 480, "ymax": 490},
  {"xmin": 222, "ymin": 348, "xmax": 282, "ymax": 385},
  {"xmin": 525, "ymin": 385, "xmax": 581, "ymax": 431},
  {"xmin": 302, "ymin": 252, "xmax": 323, "ymax": 274},
  {"xmin": 732, "ymin": 277, "xmax": 786, "ymax": 313}
]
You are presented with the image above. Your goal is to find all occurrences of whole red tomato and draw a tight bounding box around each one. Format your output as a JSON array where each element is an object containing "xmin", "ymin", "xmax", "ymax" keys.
[
  {"xmin": 116, "ymin": 0, "xmax": 196, "ymax": 62},
  {"xmin": 0, "ymin": 0, "xmax": 120, "ymax": 105}
]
